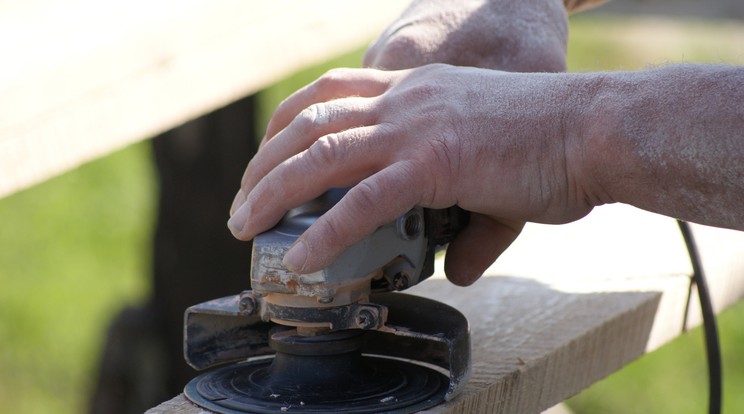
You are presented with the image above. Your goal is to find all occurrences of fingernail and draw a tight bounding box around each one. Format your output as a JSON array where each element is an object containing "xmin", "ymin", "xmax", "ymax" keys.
[
  {"xmin": 229, "ymin": 189, "xmax": 246, "ymax": 216},
  {"xmin": 283, "ymin": 240, "xmax": 308, "ymax": 273},
  {"xmin": 461, "ymin": 272, "xmax": 483, "ymax": 287},
  {"xmin": 448, "ymin": 271, "xmax": 482, "ymax": 287},
  {"xmin": 227, "ymin": 202, "xmax": 250, "ymax": 236}
]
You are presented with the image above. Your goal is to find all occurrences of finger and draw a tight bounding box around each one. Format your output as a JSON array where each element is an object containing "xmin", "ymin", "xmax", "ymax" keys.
[
  {"xmin": 239, "ymin": 96, "xmax": 379, "ymax": 196},
  {"xmin": 229, "ymin": 189, "xmax": 246, "ymax": 216},
  {"xmin": 283, "ymin": 161, "xmax": 426, "ymax": 273},
  {"xmin": 444, "ymin": 215, "xmax": 524, "ymax": 286},
  {"xmin": 228, "ymin": 124, "xmax": 397, "ymax": 241},
  {"xmin": 264, "ymin": 68, "xmax": 392, "ymax": 142}
]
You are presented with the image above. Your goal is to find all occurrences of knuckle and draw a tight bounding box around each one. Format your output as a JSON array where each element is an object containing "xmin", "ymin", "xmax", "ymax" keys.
[
  {"xmin": 295, "ymin": 105, "xmax": 319, "ymax": 130},
  {"xmin": 316, "ymin": 68, "xmax": 352, "ymax": 90},
  {"xmin": 350, "ymin": 180, "xmax": 382, "ymax": 211},
  {"xmin": 392, "ymin": 80, "xmax": 445, "ymax": 110},
  {"xmin": 295, "ymin": 101, "xmax": 338, "ymax": 130},
  {"xmin": 306, "ymin": 134, "xmax": 342, "ymax": 168},
  {"xmin": 411, "ymin": 82, "xmax": 444, "ymax": 102},
  {"xmin": 313, "ymin": 102, "xmax": 336, "ymax": 126}
]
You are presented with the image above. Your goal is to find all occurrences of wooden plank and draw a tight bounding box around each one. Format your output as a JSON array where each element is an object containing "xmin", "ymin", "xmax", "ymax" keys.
[
  {"xmin": 145, "ymin": 395, "xmax": 204, "ymax": 414},
  {"xmin": 0, "ymin": 0, "xmax": 408, "ymax": 198},
  {"xmin": 146, "ymin": 205, "xmax": 744, "ymax": 413}
]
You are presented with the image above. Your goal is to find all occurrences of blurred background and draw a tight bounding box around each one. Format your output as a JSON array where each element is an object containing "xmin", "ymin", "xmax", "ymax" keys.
[{"xmin": 1, "ymin": 3, "xmax": 743, "ymax": 414}]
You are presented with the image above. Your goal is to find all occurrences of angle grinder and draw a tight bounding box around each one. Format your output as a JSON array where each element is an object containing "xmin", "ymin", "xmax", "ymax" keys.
[{"xmin": 183, "ymin": 189, "xmax": 472, "ymax": 413}]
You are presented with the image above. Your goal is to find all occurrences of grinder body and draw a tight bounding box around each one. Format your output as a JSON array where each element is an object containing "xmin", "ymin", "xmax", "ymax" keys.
[{"xmin": 247, "ymin": 189, "xmax": 467, "ymax": 332}]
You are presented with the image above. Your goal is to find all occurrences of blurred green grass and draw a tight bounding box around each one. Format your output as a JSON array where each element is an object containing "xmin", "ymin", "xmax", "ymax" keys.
[
  {"xmin": 0, "ymin": 144, "xmax": 155, "ymax": 413},
  {"xmin": 0, "ymin": 14, "xmax": 743, "ymax": 414}
]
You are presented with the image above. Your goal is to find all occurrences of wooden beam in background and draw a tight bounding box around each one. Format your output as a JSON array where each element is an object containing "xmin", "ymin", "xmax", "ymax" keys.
[{"xmin": 0, "ymin": 0, "xmax": 408, "ymax": 198}]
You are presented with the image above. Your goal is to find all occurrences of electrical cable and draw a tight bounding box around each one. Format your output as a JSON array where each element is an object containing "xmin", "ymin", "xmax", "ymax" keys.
[{"xmin": 677, "ymin": 220, "xmax": 722, "ymax": 414}]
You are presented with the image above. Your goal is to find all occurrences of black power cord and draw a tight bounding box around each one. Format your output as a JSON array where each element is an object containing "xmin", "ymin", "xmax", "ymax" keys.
[{"xmin": 677, "ymin": 220, "xmax": 722, "ymax": 414}]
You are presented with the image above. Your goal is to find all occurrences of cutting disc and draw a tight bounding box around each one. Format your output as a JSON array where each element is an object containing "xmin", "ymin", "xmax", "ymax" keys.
[{"xmin": 184, "ymin": 329, "xmax": 448, "ymax": 413}]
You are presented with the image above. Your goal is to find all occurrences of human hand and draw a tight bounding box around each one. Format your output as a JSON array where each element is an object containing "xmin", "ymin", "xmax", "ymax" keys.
[
  {"xmin": 359, "ymin": 0, "xmax": 568, "ymax": 284},
  {"xmin": 363, "ymin": 0, "xmax": 568, "ymax": 72},
  {"xmin": 228, "ymin": 65, "xmax": 600, "ymax": 285}
]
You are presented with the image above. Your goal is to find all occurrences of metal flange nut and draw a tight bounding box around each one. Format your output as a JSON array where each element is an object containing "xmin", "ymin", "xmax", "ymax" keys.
[{"xmin": 238, "ymin": 291, "xmax": 257, "ymax": 315}]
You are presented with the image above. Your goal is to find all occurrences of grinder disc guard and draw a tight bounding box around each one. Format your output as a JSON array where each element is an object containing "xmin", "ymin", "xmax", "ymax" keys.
[
  {"xmin": 185, "ymin": 329, "xmax": 447, "ymax": 413},
  {"xmin": 184, "ymin": 292, "xmax": 471, "ymax": 413}
]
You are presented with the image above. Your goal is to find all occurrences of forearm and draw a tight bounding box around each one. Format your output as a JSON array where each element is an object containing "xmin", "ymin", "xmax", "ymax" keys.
[{"xmin": 578, "ymin": 64, "xmax": 744, "ymax": 230}]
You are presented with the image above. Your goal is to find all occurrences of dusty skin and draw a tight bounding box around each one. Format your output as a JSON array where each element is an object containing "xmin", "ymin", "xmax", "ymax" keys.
[
  {"xmin": 227, "ymin": 0, "xmax": 744, "ymax": 286},
  {"xmin": 228, "ymin": 64, "xmax": 744, "ymax": 283},
  {"xmin": 231, "ymin": 0, "xmax": 573, "ymax": 287}
]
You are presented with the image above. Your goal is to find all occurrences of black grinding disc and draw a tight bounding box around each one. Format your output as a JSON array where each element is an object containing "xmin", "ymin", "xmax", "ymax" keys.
[{"xmin": 184, "ymin": 329, "xmax": 448, "ymax": 413}]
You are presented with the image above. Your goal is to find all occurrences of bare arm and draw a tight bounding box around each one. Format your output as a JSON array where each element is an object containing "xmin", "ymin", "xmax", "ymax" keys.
[
  {"xmin": 227, "ymin": 64, "xmax": 744, "ymax": 284},
  {"xmin": 584, "ymin": 64, "xmax": 744, "ymax": 230}
]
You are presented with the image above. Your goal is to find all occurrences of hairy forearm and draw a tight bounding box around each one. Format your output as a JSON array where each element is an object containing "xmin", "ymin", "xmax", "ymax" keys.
[{"xmin": 578, "ymin": 64, "xmax": 744, "ymax": 230}]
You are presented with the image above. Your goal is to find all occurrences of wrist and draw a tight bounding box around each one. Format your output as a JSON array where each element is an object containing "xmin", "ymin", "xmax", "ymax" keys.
[
  {"xmin": 573, "ymin": 65, "xmax": 744, "ymax": 228},
  {"xmin": 561, "ymin": 72, "xmax": 622, "ymax": 208},
  {"xmin": 568, "ymin": 70, "xmax": 665, "ymax": 210}
]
